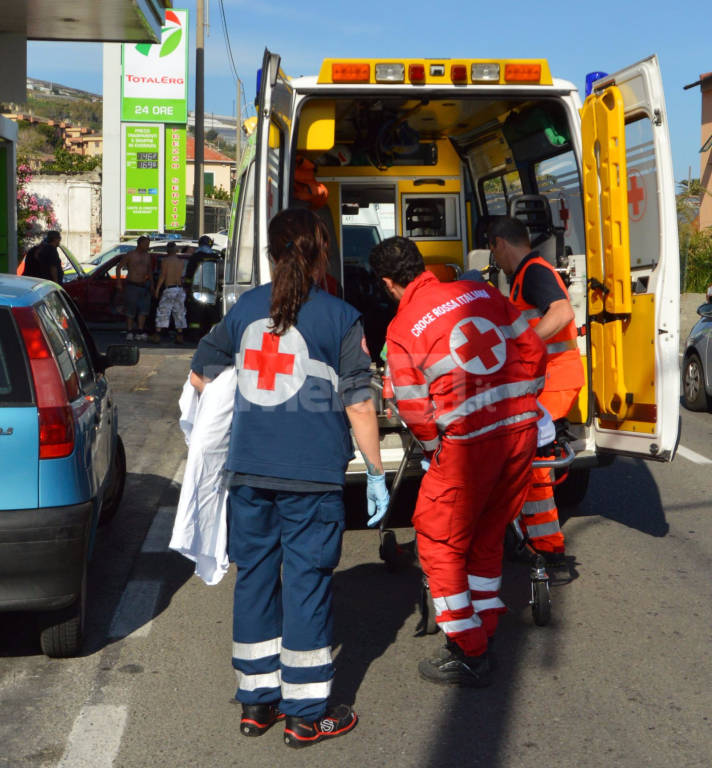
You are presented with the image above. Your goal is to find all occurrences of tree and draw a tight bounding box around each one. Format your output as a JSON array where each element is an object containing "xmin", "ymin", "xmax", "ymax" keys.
[
  {"xmin": 16, "ymin": 161, "xmax": 58, "ymax": 254},
  {"xmin": 41, "ymin": 146, "xmax": 101, "ymax": 174}
]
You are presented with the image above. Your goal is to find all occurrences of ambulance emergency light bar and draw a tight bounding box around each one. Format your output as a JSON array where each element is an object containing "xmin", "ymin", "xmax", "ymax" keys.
[{"xmin": 318, "ymin": 59, "xmax": 553, "ymax": 86}]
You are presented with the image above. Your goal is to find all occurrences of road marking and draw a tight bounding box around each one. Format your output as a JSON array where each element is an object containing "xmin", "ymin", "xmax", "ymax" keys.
[
  {"xmin": 677, "ymin": 445, "xmax": 712, "ymax": 464},
  {"xmin": 108, "ymin": 580, "xmax": 162, "ymax": 639},
  {"xmin": 57, "ymin": 704, "xmax": 128, "ymax": 768},
  {"xmin": 141, "ymin": 506, "xmax": 176, "ymax": 553}
]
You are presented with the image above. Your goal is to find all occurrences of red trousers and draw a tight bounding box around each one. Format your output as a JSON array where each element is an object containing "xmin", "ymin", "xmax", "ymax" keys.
[
  {"xmin": 414, "ymin": 425, "xmax": 537, "ymax": 657},
  {"xmin": 519, "ymin": 388, "xmax": 580, "ymax": 553}
]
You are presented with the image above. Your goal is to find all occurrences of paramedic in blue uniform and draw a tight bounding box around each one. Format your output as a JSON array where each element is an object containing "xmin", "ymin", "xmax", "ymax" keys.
[{"xmin": 190, "ymin": 207, "xmax": 389, "ymax": 749}]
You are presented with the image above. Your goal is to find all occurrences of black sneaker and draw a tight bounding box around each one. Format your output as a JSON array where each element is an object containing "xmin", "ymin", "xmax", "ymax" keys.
[
  {"xmin": 283, "ymin": 704, "xmax": 358, "ymax": 748},
  {"xmin": 418, "ymin": 645, "xmax": 492, "ymax": 687},
  {"xmin": 240, "ymin": 703, "xmax": 285, "ymax": 737}
]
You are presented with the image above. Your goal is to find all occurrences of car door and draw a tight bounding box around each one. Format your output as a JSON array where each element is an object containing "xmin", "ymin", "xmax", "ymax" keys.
[
  {"xmin": 581, "ymin": 55, "xmax": 679, "ymax": 460},
  {"xmin": 88, "ymin": 257, "xmax": 125, "ymax": 322}
]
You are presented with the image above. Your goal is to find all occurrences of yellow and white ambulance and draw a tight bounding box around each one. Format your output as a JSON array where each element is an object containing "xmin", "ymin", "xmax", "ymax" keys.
[{"xmin": 223, "ymin": 51, "xmax": 680, "ymax": 499}]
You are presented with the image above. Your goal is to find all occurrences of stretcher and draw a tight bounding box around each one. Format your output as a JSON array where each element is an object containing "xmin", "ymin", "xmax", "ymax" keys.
[{"xmin": 376, "ymin": 415, "xmax": 575, "ymax": 630}]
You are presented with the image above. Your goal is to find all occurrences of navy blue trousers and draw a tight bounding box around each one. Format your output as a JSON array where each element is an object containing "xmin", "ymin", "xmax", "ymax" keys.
[{"xmin": 227, "ymin": 485, "xmax": 345, "ymax": 720}]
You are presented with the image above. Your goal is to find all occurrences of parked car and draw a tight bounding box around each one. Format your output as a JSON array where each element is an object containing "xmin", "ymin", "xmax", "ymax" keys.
[
  {"xmin": 0, "ymin": 275, "xmax": 138, "ymax": 657},
  {"xmin": 682, "ymin": 302, "xmax": 712, "ymax": 410},
  {"xmin": 64, "ymin": 242, "xmax": 224, "ymax": 335}
]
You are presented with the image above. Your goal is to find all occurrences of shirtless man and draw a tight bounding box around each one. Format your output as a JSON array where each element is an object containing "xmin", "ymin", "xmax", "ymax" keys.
[
  {"xmin": 116, "ymin": 236, "xmax": 154, "ymax": 341},
  {"xmin": 151, "ymin": 241, "xmax": 187, "ymax": 344}
]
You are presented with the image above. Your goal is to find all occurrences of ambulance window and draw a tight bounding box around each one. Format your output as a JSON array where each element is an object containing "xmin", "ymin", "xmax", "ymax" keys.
[
  {"xmin": 236, "ymin": 162, "xmax": 256, "ymax": 283},
  {"xmin": 624, "ymin": 116, "xmax": 659, "ymax": 269},
  {"xmin": 481, "ymin": 171, "xmax": 522, "ymax": 215},
  {"xmin": 534, "ymin": 152, "xmax": 585, "ymax": 255},
  {"xmin": 402, "ymin": 195, "xmax": 459, "ymax": 239}
]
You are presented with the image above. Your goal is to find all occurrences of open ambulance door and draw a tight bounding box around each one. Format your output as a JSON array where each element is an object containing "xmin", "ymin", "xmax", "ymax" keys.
[
  {"xmin": 581, "ymin": 55, "xmax": 680, "ymax": 461},
  {"xmin": 253, "ymin": 48, "xmax": 292, "ymax": 284}
]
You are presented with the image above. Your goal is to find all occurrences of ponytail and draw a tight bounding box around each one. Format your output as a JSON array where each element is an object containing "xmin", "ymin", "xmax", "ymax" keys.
[{"xmin": 268, "ymin": 208, "xmax": 329, "ymax": 335}]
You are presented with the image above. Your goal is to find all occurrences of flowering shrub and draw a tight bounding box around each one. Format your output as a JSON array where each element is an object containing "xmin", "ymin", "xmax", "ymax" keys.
[{"xmin": 16, "ymin": 162, "xmax": 58, "ymax": 254}]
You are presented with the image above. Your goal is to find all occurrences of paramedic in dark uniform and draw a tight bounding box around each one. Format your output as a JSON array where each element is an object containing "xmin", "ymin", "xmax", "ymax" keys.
[
  {"xmin": 488, "ymin": 216, "xmax": 585, "ymax": 560},
  {"xmin": 190, "ymin": 208, "xmax": 389, "ymax": 748},
  {"xmin": 369, "ymin": 236, "xmax": 546, "ymax": 686}
]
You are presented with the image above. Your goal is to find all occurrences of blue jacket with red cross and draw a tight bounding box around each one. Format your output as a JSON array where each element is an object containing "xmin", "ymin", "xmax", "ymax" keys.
[{"xmin": 192, "ymin": 283, "xmax": 363, "ymax": 485}]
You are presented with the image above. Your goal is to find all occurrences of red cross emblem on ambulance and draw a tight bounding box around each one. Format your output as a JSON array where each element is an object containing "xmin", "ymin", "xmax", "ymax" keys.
[
  {"xmin": 449, "ymin": 316, "xmax": 507, "ymax": 375},
  {"xmin": 237, "ymin": 319, "xmax": 309, "ymax": 405},
  {"xmin": 627, "ymin": 167, "xmax": 646, "ymax": 223}
]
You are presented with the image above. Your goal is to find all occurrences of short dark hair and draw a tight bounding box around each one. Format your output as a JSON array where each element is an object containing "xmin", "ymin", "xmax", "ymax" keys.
[
  {"xmin": 487, "ymin": 216, "xmax": 530, "ymax": 247},
  {"xmin": 369, "ymin": 236, "xmax": 425, "ymax": 287},
  {"xmin": 198, "ymin": 235, "xmax": 213, "ymax": 247},
  {"xmin": 166, "ymin": 241, "xmax": 177, "ymax": 251},
  {"xmin": 45, "ymin": 230, "xmax": 61, "ymax": 243}
]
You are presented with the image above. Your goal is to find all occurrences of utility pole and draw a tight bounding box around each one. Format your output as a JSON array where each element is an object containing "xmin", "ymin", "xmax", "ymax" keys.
[
  {"xmin": 235, "ymin": 77, "xmax": 241, "ymax": 173},
  {"xmin": 193, "ymin": 0, "xmax": 205, "ymax": 238}
]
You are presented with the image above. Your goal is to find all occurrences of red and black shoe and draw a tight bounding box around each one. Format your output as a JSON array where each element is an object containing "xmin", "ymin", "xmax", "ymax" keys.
[
  {"xmin": 283, "ymin": 704, "xmax": 358, "ymax": 748},
  {"xmin": 240, "ymin": 703, "xmax": 285, "ymax": 737}
]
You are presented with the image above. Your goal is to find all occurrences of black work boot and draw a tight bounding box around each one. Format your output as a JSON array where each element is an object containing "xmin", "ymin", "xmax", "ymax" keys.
[
  {"xmin": 240, "ymin": 703, "xmax": 285, "ymax": 736},
  {"xmin": 418, "ymin": 642, "xmax": 492, "ymax": 687},
  {"xmin": 283, "ymin": 704, "xmax": 358, "ymax": 748}
]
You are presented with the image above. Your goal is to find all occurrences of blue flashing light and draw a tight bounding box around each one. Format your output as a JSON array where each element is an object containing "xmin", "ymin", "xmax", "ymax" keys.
[
  {"xmin": 256, "ymin": 68, "xmax": 262, "ymax": 97},
  {"xmin": 585, "ymin": 71, "xmax": 608, "ymax": 97}
]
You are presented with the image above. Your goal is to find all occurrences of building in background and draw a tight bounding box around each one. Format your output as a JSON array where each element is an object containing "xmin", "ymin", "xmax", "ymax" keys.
[{"xmin": 186, "ymin": 137, "xmax": 235, "ymax": 196}]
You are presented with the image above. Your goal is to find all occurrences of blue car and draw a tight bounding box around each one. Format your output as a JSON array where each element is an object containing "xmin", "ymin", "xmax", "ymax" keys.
[
  {"xmin": 0, "ymin": 275, "xmax": 138, "ymax": 656},
  {"xmin": 682, "ymin": 303, "xmax": 712, "ymax": 411}
]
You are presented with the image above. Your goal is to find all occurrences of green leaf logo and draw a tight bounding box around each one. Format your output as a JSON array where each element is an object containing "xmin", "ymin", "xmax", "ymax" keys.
[
  {"xmin": 160, "ymin": 28, "xmax": 182, "ymax": 58},
  {"xmin": 134, "ymin": 10, "xmax": 182, "ymax": 57}
]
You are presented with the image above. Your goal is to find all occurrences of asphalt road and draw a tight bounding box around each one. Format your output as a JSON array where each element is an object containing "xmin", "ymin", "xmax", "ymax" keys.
[{"xmin": 1, "ymin": 335, "xmax": 711, "ymax": 768}]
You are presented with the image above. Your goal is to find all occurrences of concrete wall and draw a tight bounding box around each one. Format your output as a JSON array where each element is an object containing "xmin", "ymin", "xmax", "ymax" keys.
[{"xmin": 26, "ymin": 172, "xmax": 101, "ymax": 262}]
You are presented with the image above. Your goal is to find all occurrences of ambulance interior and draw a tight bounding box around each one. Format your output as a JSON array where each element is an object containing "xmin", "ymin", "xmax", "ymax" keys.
[{"xmin": 295, "ymin": 94, "xmax": 588, "ymax": 420}]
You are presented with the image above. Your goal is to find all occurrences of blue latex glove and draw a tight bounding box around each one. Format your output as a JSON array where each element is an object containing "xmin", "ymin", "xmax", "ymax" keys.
[
  {"xmin": 366, "ymin": 472, "xmax": 389, "ymax": 528},
  {"xmin": 420, "ymin": 458, "xmax": 431, "ymax": 472}
]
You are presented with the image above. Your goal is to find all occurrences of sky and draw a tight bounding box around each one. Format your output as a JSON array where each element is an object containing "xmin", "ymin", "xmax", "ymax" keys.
[{"xmin": 26, "ymin": 0, "xmax": 709, "ymax": 183}]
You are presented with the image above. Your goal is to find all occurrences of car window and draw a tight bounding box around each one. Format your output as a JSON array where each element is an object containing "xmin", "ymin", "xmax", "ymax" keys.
[
  {"xmin": 42, "ymin": 292, "xmax": 95, "ymax": 392},
  {"xmin": 35, "ymin": 303, "xmax": 81, "ymax": 401},
  {"xmin": 0, "ymin": 308, "xmax": 33, "ymax": 404}
]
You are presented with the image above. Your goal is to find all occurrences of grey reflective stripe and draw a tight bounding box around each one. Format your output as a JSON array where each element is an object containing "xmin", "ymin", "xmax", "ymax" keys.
[
  {"xmin": 547, "ymin": 339, "xmax": 578, "ymax": 355},
  {"xmin": 436, "ymin": 378, "xmax": 545, "ymax": 430},
  {"xmin": 472, "ymin": 597, "xmax": 506, "ymax": 613},
  {"xmin": 281, "ymin": 680, "xmax": 331, "ymax": 701},
  {"xmin": 235, "ymin": 670, "xmax": 281, "ymax": 692},
  {"xmin": 522, "ymin": 497, "xmax": 557, "ymax": 517},
  {"xmin": 393, "ymin": 383, "xmax": 430, "ymax": 400},
  {"xmin": 468, "ymin": 574, "xmax": 502, "ymax": 593},
  {"xmin": 424, "ymin": 354, "xmax": 458, "ymax": 383},
  {"xmin": 281, "ymin": 646, "xmax": 332, "ymax": 668},
  {"xmin": 421, "ymin": 436, "xmax": 441, "ymax": 452},
  {"xmin": 521, "ymin": 308, "xmax": 542, "ymax": 320},
  {"xmin": 432, "ymin": 590, "xmax": 471, "ymax": 615},
  {"xmin": 501, "ymin": 315, "xmax": 532, "ymax": 339},
  {"xmin": 233, "ymin": 637, "xmax": 281, "ymax": 660},
  {"xmin": 438, "ymin": 616, "xmax": 481, "ymax": 634},
  {"xmin": 527, "ymin": 520, "xmax": 561, "ymax": 538},
  {"xmin": 305, "ymin": 359, "xmax": 339, "ymax": 389},
  {"xmin": 447, "ymin": 410, "xmax": 539, "ymax": 441}
]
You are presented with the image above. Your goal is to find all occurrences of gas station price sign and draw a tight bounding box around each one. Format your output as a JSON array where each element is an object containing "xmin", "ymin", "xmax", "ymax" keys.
[{"xmin": 124, "ymin": 125, "xmax": 161, "ymax": 231}]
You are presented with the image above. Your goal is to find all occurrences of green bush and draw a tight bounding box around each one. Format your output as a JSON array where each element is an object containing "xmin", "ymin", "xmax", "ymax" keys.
[{"xmin": 682, "ymin": 229, "xmax": 712, "ymax": 292}]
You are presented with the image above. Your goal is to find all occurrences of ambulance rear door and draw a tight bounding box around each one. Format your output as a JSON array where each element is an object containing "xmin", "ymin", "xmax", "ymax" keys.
[
  {"xmin": 581, "ymin": 55, "xmax": 679, "ymax": 461},
  {"xmin": 253, "ymin": 48, "xmax": 292, "ymax": 284}
]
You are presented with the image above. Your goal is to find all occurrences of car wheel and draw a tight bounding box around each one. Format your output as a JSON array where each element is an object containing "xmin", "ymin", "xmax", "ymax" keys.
[
  {"xmin": 39, "ymin": 560, "xmax": 86, "ymax": 658},
  {"xmin": 99, "ymin": 435, "xmax": 126, "ymax": 526},
  {"xmin": 682, "ymin": 353, "xmax": 710, "ymax": 411},
  {"xmin": 554, "ymin": 467, "xmax": 590, "ymax": 508}
]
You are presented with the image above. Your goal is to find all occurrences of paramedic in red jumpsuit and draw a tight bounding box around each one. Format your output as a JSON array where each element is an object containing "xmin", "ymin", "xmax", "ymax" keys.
[
  {"xmin": 370, "ymin": 236, "xmax": 546, "ymax": 686},
  {"xmin": 488, "ymin": 217, "xmax": 585, "ymax": 560}
]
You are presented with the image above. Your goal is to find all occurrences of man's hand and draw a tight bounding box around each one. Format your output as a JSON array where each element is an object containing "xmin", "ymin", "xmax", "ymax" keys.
[
  {"xmin": 189, "ymin": 370, "xmax": 211, "ymax": 393},
  {"xmin": 366, "ymin": 472, "xmax": 389, "ymax": 528}
]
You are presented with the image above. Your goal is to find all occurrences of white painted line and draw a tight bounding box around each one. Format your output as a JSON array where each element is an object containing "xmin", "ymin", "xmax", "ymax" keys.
[
  {"xmin": 141, "ymin": 506, "xmax": 176, "ymax": 553},
  {"xmin": 677, "ymin": 445, "xmax": 712, "ymax": 465},
  {"xmin": 57, "ymin": 704, "xmax": 128, "ymax": 768},
  {"xmin": 108, "ymin": 580, "xmax": 162, "ymax": 639}
]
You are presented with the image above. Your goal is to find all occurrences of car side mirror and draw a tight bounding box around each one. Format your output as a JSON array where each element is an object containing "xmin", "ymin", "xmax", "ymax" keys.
[
  {"xmin": 696, "ymin": 303, "xmax": 712, "ymax": 319},
  {"xmin": 102, "ymin": 344, "xmax": 140, "ymax": 368}
]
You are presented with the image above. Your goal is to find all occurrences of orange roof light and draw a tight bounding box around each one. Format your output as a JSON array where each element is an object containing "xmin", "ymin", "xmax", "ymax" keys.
[
  {"xmin": 332, "ymin": 62, "xmax": 370, "ymax": 83},
  {"xmin": 504, "ymin": 63, "xmax": 542, "ymax": 83}
]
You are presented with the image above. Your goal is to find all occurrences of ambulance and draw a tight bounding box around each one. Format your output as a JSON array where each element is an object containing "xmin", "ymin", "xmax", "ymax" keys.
[{"xmin": 223, "ymin": 51, "xmax": 680, "ymax": 502}]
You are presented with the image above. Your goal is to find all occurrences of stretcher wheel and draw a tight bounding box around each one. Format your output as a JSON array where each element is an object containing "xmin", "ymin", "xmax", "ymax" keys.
[
  {"xmin": 379, "ymin": 529, "xmax": 399, "ymax": 573},
  {"xmin": 531, "ymin": 579, "xmax": 551, "ymax": 627}
]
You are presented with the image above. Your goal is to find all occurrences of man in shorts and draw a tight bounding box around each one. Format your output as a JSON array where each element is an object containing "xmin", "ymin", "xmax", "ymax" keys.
[
  {"xmin": 152, "ymin": 241, "xmax": 187, "ymax": 344},
  {"xmin": 116, "ymin": 235, "xmax": 154, "ymax": 341}
]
